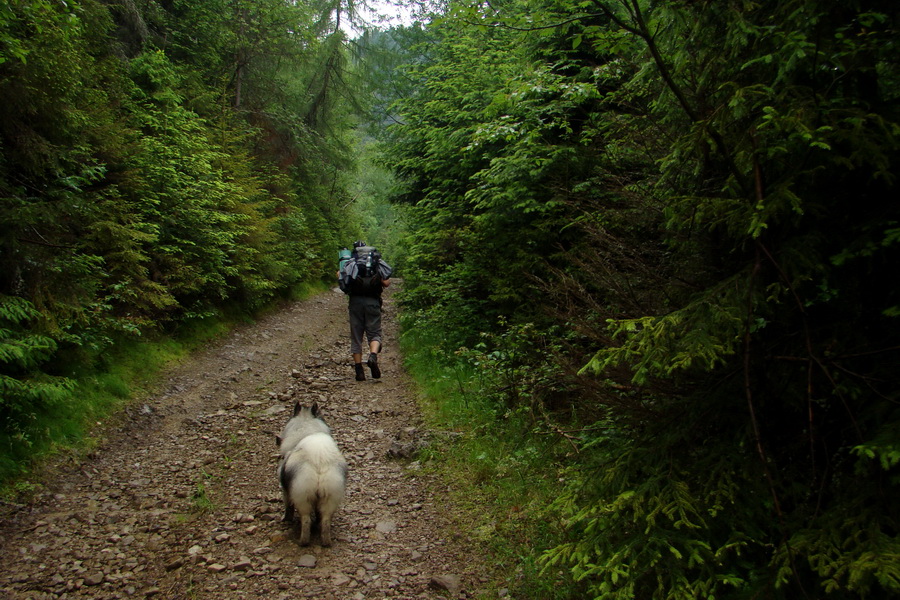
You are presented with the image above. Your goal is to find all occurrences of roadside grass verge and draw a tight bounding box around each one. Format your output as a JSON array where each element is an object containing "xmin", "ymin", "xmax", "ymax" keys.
[
  {"xmin": 400, "ymin": 326, "xmax": 579, "ymax": 599},
  {"xmin": 0, "ymin": 332, "xmax": 188, "ymax": 493},
  {"xmin": 0, "ymin": 281, "xmax": 327, "ymax": 497}
]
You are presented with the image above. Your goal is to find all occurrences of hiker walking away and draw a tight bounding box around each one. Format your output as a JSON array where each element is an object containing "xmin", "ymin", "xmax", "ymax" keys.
[{"xmin": 338, "ymin": 241, "xmax": 392, "ymax": 381}]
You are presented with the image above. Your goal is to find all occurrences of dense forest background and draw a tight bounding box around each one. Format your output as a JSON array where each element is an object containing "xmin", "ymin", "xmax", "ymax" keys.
[{"xmin": 2, "ymin": 0, "xmax": 899, "ymax": 598}]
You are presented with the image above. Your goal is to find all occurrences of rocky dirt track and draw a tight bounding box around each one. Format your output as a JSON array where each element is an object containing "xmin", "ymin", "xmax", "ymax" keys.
[{"xmin": 0, "ymin": 286, "xmax": 489, "ymax": 600}]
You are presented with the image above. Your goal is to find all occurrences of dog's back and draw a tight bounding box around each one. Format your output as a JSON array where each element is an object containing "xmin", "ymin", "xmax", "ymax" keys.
[
  {"xmin": 277, "ymin": 402, "xmax": 331, "ymax": 456},
  {"xmin": 282, "ymin": 432, "xmax": 347, "ymax": 508}
]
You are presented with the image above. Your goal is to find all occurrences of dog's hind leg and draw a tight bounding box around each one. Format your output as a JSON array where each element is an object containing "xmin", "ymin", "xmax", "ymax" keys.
[
  {"xmin": 298, "ymin": 513, "xmax": 313, "ymax": 546},
  {"xmin": 318, "ymin": 491, "xmax": 342, "ymax": 546},
  {"xmin": 318, "ymin": 467, "xmax": 346, "ymax": 546},
  {"xmin": 319, "ymin": 513, "xmax": 333, "ymax": 547},
  {"xmin": 282, "ymin": 495, "xmax": 294, "ymax": 523},
  {"xmin": 279, "ymin": 461, "xmax": 295, "ymax": 523}
]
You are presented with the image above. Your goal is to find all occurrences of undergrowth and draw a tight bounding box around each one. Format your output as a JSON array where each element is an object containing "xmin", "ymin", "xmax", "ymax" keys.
[{"xmin": 399, "ymin": 323, "xmax": 581, "ymax": 599}]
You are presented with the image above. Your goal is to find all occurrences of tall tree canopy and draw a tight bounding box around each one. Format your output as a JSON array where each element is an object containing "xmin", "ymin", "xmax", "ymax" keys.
[{"xmin": 386, "ymin": 0, "xmax": 900, "ymax": 597}]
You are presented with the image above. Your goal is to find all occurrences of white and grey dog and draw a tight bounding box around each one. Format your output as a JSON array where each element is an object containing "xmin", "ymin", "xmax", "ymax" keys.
[{"xmin": 276, "ymin": 402, "xmax": 348, "ymax": 546}]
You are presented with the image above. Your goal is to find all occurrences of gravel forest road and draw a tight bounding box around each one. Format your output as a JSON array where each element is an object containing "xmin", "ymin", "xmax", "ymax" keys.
[{"xmin": 0, "ymin": 285, "xmax": 489, "ymax": 600}]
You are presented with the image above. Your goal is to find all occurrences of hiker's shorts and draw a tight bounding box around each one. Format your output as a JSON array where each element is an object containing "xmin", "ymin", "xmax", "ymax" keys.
[{"xmin": 348, "ymin": 295, "xmax": 383, "ymax": 355}]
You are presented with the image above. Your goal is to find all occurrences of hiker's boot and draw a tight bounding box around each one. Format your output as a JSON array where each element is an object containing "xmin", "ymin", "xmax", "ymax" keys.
[
  {"xmin": 367, "ymin": 353, "xmax": 381, "ymax": 379},
  {"xmin": 354, "ymin": 363, "xmax": 366, "ymax": 381}
]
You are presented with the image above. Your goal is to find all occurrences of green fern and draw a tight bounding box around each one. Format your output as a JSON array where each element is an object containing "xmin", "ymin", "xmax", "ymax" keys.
[{"xmin": 0, "ymin": 295, "xmax": 74, "ymax": 421}]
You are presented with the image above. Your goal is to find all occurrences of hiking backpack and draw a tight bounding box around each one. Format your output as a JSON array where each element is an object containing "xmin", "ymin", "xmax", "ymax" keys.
[{"xmin": 339, "ymin": 246, "xmax": 386, "ymax": 296}]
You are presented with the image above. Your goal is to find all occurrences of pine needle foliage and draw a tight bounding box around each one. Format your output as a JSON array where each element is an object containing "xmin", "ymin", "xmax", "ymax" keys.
[{"xmin": 385, "ymin": 0, "xmax": 900, "ymax": 597}]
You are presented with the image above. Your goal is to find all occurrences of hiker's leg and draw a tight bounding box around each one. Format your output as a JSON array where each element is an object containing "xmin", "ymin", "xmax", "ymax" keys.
[
  {"xmin": 349, "ymin": 298, "xmax": 365, "ymax": 355},
  {"xmin": 365, "ymin": 299, "xmax": 383, "ymax": 379},
  {"xmin": 349, "ymin": 298, "xmax": 366, "ymax": 380},
  {"xmin": 364, "ymin": 300, "xmax": 383, "ymax": 355}
]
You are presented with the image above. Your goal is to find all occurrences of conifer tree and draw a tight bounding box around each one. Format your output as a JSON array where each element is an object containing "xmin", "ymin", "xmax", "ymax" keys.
[{"xmin": 386, "ymin": 0, "xmax": 900, "ymax": 597}]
